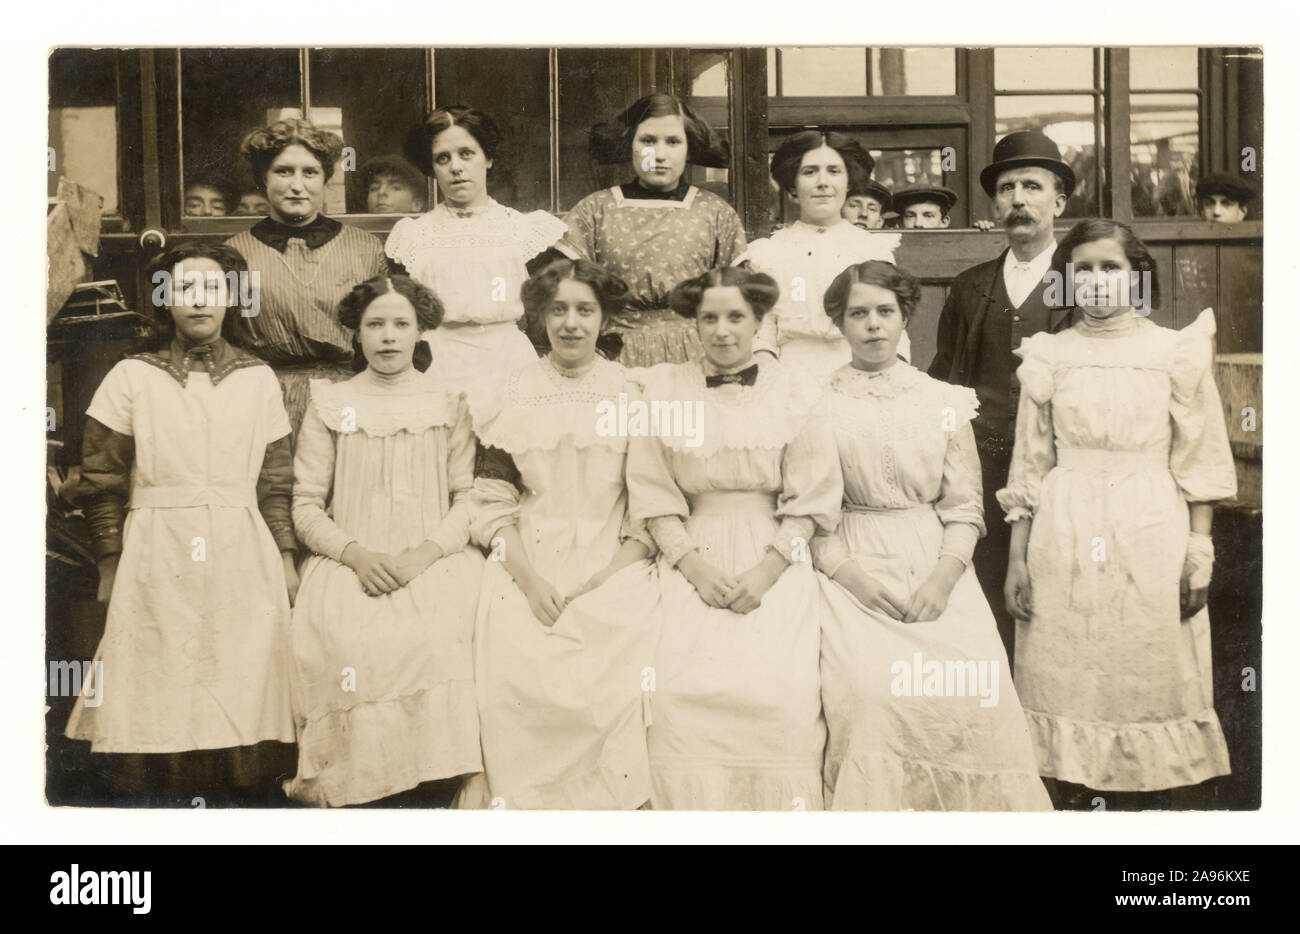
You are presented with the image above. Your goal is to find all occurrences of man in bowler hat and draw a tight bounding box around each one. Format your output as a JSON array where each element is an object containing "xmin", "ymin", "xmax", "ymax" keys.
[{"xmin": 928, "ymin": 130, "xmax": 1074, "ymax": 662}]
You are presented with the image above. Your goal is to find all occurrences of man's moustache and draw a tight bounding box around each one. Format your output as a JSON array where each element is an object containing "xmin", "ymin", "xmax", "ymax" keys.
[{"xmin": 1004, "ymin": 212, "xmax": 1034, "ymax": 226}]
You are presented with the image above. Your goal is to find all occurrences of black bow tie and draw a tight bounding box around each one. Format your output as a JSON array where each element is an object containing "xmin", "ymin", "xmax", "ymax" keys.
[{"xmin": 705, "ymin": 364, "xmax": 759, "ymax": 388}]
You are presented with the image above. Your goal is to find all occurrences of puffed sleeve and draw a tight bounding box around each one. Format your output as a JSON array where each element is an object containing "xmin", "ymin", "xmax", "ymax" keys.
[
  {"xmin": 469, "ymin": 445, "xmax": 522, "ymax": 549},
  {"xmin": 76, "ymin": 417, "xmax": 134, "ymax": 560},
  {"xmin": 383, "ymin": 216, "xmax": 415, "ymax": 272},
  {"xmin": 291, "ymin": 400, "xmax": 355, "ymax": 562},
  {"xmin": 996, "ymin": 335, "xmax": 1057, "ymax": 521},
  {"xmin": 1170, "ymin": 309, "xmax": 1238, "ymax": 502},
  {"xmin": 430, "ymin": 392, "xmax": 475, "ymax": 556},
  {"xmin": 558, "ymin": 193, "xmax": 599, "ymax": 261},
  {"xmin": 774, "ymin": 390, "xmax": 843, "ymax": 562},
  {"xmin": 626, "ymin": 429, "xmax": 696, "ymax": 567},
  {"xmin": 936, "ymin": 422, "xmax": 985, "ymax": 566}
]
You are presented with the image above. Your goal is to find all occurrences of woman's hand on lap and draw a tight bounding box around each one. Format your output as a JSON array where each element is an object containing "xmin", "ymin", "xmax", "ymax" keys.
[
  {"xmin": 342, "ymin": 543, "xmax": 401, "ymax": 596},
  {"xmin": 727, "ymin": 561, "xmax": 782, "ymax": 615},
  {"xmin": 835, "ymin": 563, "xmax": 907, "ymax": 620},
  {"xmin": 679, "ymin": 551, "xmax": 738, "ymax": 609},
  {"xmin": 523, "ymin": 576, "xmax": 567, "ymax": 627}
]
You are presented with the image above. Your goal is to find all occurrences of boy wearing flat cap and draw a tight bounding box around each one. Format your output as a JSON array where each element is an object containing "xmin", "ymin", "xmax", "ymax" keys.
[
  {"xmin": 1196, "ymin": 173, "xmax": 1257, "ymax": 224},
  {"xmin": 842, "ymin": 177, "xmax": 892, "ymax": 230},
  {"xmin": 895, "ymin": 185, "xmax": 959, "ymax": 229},
  {"xmin": 928, "ymin": 130, "xmax": 1075, "ymax": 661}
]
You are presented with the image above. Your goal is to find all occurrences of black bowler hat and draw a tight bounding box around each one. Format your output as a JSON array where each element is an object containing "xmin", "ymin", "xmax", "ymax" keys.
[
  {"xmin": 1195, "ymin": 173, "xmax": 1258, "ymax": 205},
  {"xmin": 980, "ymin": 130, "xmax": 1076, "ymax": 198},
  {"xmin": 848, "ymin": 177, "xmax": 893, "ymax": 212},
  {"xmin": 893, "ymin": 185, "xmax": 959, "ymax": 215}
]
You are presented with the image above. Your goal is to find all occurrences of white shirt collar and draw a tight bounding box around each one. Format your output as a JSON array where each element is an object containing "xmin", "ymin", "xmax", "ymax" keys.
[{"xmin": 1004, "ymin": 239, "xmax": 1057, "ymax": 277}]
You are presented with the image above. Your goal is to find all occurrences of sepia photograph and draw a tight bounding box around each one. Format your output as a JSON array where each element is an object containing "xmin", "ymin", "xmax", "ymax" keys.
[{"xmin": 38, "ymin": 40, "xmax": 1266, "ymax": 824}]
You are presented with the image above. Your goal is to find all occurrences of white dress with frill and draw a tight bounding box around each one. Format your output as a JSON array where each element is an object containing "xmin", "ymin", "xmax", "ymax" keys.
[
  {"xmin": 384, "ymin": 200, "xmax": 566, "ymax": 385},
  {"xmin": 739, "ymin": 220, "xmax": 909, "ymax": 376},
  {"xmin": 65, "ymin": 360, "xmax": 296, "ymax": 752},
  {"xmin": 627, "ymin": 359, "xmax": 843, "ymax": 809},
  {"xmin": 997, "ymin": 309, "xmax": 1238, "ymax": 791},
  {"xmin": 456, "ymin": 356, "xmax": 663, "ymax": 809},
  {"xmin": 286, "ymin": 367, "xmax": 485, "ymax": 806},
  {"xmin": 813, "ymin": 363, "xmax": 1050, "ymax": 810}
]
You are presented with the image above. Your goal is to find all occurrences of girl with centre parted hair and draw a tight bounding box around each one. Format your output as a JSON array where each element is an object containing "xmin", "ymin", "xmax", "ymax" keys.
[
  {"xmin": 226, "ymin": 118, "xmax": 390, "ymax": 444},
  {"xmin": 812, "ymin": 260, "xmax": 1050, "ymax": 811},
  {"xmin": 627, "ymin": 266, "xmax": 843, "ymax": 810},
  {"xmin": 998, "ymin": 220, "xmax": 1238, "ymax": 808},
  {"xmin": 559, "ymin": 93, "xmax": 748, "ymax": 367},
  {"xmin": 455, "ymin": 258, "xmax": 663, "ymax": 810},
  {"xmin": 286, "ymin": 275, "xmax": 484, "ymax": 807},
  {"xmin": 65, "ymin": 242, "xmax": 297, "ymax": 805},
  {"xmin": 739, "ymin": 129, "xmax": 910, "ymax": 377},
  {"xmin": 385, "ymin": 105, "xmax": 567, "ymax": 386}
]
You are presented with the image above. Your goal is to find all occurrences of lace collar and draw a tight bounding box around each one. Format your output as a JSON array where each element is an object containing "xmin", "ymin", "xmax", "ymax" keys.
[{"xmin": 830, "ymin": 361, "xmax": 925, "ymax": 399}]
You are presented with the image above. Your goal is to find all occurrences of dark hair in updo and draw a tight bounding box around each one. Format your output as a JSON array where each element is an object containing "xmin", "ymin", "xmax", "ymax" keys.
[
  {"xmin": 770, "ymin": 129, "xmax": 875, "ymax": 193},
  {"xmin": 240, "ymin": 118, "xmax": 345, "ymax": 190},
  {"xmin": 521, "ymin": 258, "xmax": 630, "ymax": 351},
  {"xmin": 668, "ymin": 266, "xmax": 780, "ymax": 321},
  {"xmin": 337, "ymin": 275, "xmax": 445, "ymax": 372},
  {"xmin": 145, "ymin": 241, "xmax": 250, "ymax": 347},
  {"xmin": 824, "ymin": 260, "xmax": 921, "ymax": 329},
  {"xmin": 1052, "ymin": 218, "xmax": 1162, "ymax": 311},
  {"xmin": 404, "ymin": 105, "xmax": 503, "ymax": 178},
  {"xmin": 588, "ymin": 92, "xmax": 730, "ymax": 169}
]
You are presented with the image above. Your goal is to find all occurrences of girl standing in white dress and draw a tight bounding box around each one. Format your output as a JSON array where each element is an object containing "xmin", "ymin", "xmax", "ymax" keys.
[
  {"xmin": 66, "ymin": 243, "xmax": 297, "ymax": 804},
  {"xmin": 999, "ymin": 220, "xmax": 1238, "ymax": 808},
  {"xmin": 457, "ymin": 258, "xmax": 662, "ymax": 810},
  {"xmin": 386, "ymin": 106, "xmax": 565, "ymax": 386},
  {"xmin": 627, "ymin": 267, "xmax": 843, "ymax": 810},
  {"xmin": 287, "ymin": 275, "xmax": 484, "ymax": 806},
  {"xmin": 813, "ymin": 260, "xmax": 1050, "ymax": 810},
  {"xmin": 739, "ymin": 130, "xmax": 908, "ymax": 376}
]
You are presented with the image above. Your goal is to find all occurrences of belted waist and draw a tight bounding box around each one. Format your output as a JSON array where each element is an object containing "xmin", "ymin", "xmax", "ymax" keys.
[
  {"xmin": 842, "ymin": 502, "xmax": 936, "ymax": 518},
  {"xmin": 1055, "ymin": 448, "xmax": 1168, "ymax": 472},
  {"xmin": 688, "ymin": 491, "xmax": 778, "ymax": 515},
  {"xmin": 131, "ymin": 484, "xmax": 257, "ymax": 509}
]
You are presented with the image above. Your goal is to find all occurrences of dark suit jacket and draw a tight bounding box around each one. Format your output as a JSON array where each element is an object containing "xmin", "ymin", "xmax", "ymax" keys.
[{"xmin": 927, "ymin": 247, "xmax": 1074, "ymax": 388}]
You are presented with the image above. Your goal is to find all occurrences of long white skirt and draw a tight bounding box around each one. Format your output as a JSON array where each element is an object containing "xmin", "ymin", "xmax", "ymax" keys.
[{"xmin": 649, "ymin": 494, "xmax": 826, "ymax": 810}]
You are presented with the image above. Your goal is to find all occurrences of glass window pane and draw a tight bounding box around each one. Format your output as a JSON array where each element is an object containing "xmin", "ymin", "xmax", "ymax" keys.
[
  {"xmin": 687, "ymin": 51, "xmax": 731, "ymax": 201},
  {"xmin": 434, "ymin": 49, "xmax": 551, "ymax": 213},
  {"xmin": 779, "ymin": 47, "xmax": 866, "ymax": 96},
  {"xmin": 557, "ymin": 49, "xmax": 663, "ymax": 211},
  {"xmin": 995, "ymin": 94, "xmax": 1098, "ymax": 216},
  {"xmin": 181, "ymin": 49, "xmax": 301, "ymax": 218},
  {"xmin": 1130, "ymin": 47, "xmax": 1198, "ymax": 90},
  {"xmin": 871, "ymin": 48, "xmax": 956, "ymax": 96},
  {"xmin": 767, "ymin": 48, "xmax": 777, "ymax": 96},
  {"xmin": 49, "ymin": 49, "xmax": 119, "ymax": 214},
  {"xmin": 1130, "ymin": 92, "xmax": 1201, "ymax": 217},
  {"xmin": 995, "ymin": 47, "xmax": 1094, "ymax": 91},
  {"xmin": 308, "ymin": 49, "xmax": 429, "ymax": 215}
]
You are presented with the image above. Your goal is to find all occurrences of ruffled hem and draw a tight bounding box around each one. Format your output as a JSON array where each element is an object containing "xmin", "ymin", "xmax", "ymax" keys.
[
  {"xmin": 456, "ymin": 759, "xmax": 651, "ymax": 811},
  {"xmin": 638, "ymin": 359, "xmax": 825, "ymax": 456},
  {"xmin": 285, "ymin": 682, "xmax": 482, "ymax": 807},
  {"xmin": 825, "ymin": 751, "xmax": 1052, "ymax": 811},
  {"xmin": 648, "ymin": 760, "xmax": 824, "ymax": 811},
  {"xmin": 308, "ymin": 375, "xmax": 460, "ymax": 436},
  {"xmin": 1025, "ymin": 708, "xmax": 1231, "ymax": 792},
  {"xmin": 466, "ymin": 356, "xmax": 637, "ymax": 454}
]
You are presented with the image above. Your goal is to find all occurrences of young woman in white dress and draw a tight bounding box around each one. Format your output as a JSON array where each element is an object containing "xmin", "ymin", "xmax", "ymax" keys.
[
  {"xmin": 287, "ymin": 275, "xmax": 485, "ymax": 806},
  {"xmin": 999, "ymin": 220, "xmax": 1238, "ymax": 809},
  {"xmin": 739, "ymin": 130, "xmax": 909, "ymax": 376},
  {"xmin": 812, "ymin": 260, "xmax": 1050, "ymax": 810},
  {"xmin": 385, "ymin": 106, "xmax": 565, "ymax": 385},
  {"xmin": 456, "ymin": 258, "xmax": 662, "ymax": 810},
  {"xmin": 66, "ymin": 242, "xmax": 297, "ymax": 805},
  {"xmin": 627, "ymin": 266, "xmax": 843, "ymax": 810}
]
